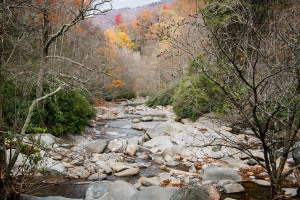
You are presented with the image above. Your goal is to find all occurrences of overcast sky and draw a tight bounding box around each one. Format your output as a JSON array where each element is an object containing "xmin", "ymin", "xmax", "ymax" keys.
[{"xmin": 111, "ymin": 0, "xmax": 160, "ymax": 9}]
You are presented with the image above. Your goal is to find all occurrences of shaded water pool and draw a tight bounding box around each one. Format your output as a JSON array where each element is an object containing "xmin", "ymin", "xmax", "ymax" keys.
[{"xmin": 25, "ymin": 183, "xmax": 89, "ymax": 199}]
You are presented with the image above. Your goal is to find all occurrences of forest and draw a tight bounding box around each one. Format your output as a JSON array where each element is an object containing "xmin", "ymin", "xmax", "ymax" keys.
[{"xmin": 0, "ymin": 0, "xmax": 299, "ymax": 200}]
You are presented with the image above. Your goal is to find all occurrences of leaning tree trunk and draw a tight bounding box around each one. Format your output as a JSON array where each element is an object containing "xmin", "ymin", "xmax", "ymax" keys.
[{"xmin": 0, "ymin": 0, "xmax": 6, "ymax": 172}]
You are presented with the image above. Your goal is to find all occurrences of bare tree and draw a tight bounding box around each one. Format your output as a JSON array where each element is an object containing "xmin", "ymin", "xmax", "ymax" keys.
[
  {"xmin": 0, "ymin": 1, "xmax": 113, "ymax": 198},
  {"xmin": 35, "ymin": 0, "xmax": 112, "ymax": 98},
  {"xmin": 159, "ymin": 0, "xmax": 299, "ymax": 198}
]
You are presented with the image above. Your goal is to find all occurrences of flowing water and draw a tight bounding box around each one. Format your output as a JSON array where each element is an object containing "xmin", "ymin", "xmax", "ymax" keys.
[{"xmin": 23, "ymin": 103, "xmax": 299, "ymax": 200}]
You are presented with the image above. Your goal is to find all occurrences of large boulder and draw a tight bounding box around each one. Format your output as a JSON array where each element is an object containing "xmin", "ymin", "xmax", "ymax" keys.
[
  {"xmin": 85, "ymin": 180, "xmax": 137, "ymax": 200},
  {"xmin": 146, "ymin": 123, "xmax": 180, "ymax": 138},
  {"xmin": 19, "ymin": 195, "xmax": 82, "ymax": 200},
  {"xmin": 170, "ymin": 133, "xmax": 206, "ymax": 147},
  {"xmin": 30, "ymin": 134, "xmax": 59, "ymax": 148},
  {"xmin": 202, "ymin": 165, "xmax": 242, "ymax": 182},
  {"xmin": 85, "ymin": 139, "xmax": 109, "ymax": 153},
  {"xmin": 171, "ymin": 186, "xmax": 212, "ymax": 200},
  {"xmin": 143, "ymin": 136, "xmax": 174, "ymax": 154},
  {"xmin": 129, "ymin": 186, "xmax": 178, "ymax": 200}
]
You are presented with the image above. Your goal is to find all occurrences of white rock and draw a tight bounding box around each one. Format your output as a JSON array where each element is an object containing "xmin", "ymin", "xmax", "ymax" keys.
[
  {"xmin": 96, "ymin": 161, "xmax": 112, "ymax": 174},
  {"xmin": 126, "ymin": 145, "xmax": 139, "ymax": 157},
  {"xmin": 115, "ymin": 168, "xmax": 140, "ymax": 177},
  {"xmin": 142, "ymin": 177, "xmax": 161, "ymax": 186},
  {"xmin": 107, "ymin": 139, "xmax": 124, "ymax": 152},
  {"xmin": 283, "ymin": 188, "xmax": 297, "ymax": 196},
  {"xmin": 141, "ymin": 116, "xmax": 153, "ymax": 122},
  {"xmin": 109, "ymin": 162, "xmax": 132, "ymax": 172},
  {"xmin": 132, "ymin": 119, "xmax": 140, "ymax": 123},
  {"xmin": 254, "ymin": 180, "xmax": 271, "ymax": 186}
]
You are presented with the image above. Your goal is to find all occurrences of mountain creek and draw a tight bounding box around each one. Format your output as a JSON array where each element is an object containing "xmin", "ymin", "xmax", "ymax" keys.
[{"xmin": 13, "ymin": 98, "xmax": 299, "ymax": 200}]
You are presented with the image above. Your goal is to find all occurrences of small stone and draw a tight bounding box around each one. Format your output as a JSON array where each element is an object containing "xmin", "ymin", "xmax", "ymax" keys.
[
  {"xmin": 254, "ymin": 180, "xmax": 271, "ymax": 186},
  {"xmin": 189, "ymin": 165, "xmax": 197, "ymax": 173},
  {"xmin": 247, "ymin": 172, "xmax": 254, "ymax": 176},
  {"xmin": 247, "ymin": 159, "xmax": 257, "ymax": 166},
  {"xmin": 220, "ymin": 126, "xmax": 232, "ymax": 132},
  {"xmin": 126, "ymin": 145, "xmax": 139, "ymax": 157},
  {"xmin": 244, "ymin": 130, "xmax": 255, "ymax": 135},
  {"xmin": 96, "ymin": 160, "xmax": 112, "ymax": 174},
  {"xmin": 259, "ymin": 172, "xmax": 268, "ymax": 177},
  {"xmin": 240, "ymin": 154, "xmax": 250, "ymax": 160},
  {"xmin": 208, "ymin": 186, "xmax": 220, "ymax": 200},
  {"xmin": 52, "ymin": 155, "xmax": 64, "ymax": 161},
  {"xmin": 142, "ymin": 176, "xmax": 161, "ymax": 186},
  {"xmin": 223, "ymin": 183, "xmax": 245, "ymax": 193},
  {"xmin": 170, "ymin": 178, "xmax": 181, "ymax": 185},
  {"xmin": 132, "ymin": 124, "xmax": 144, "ymax": 131},
  {"xmin": 218, "ymin": 180, "xmax": 235, "ymax": 186},
  {"xmin": 283, "ymin": 188, "xmax": 297, "ymax": 196},
  {"xmin": 134, "ymin": 183, "xmax": 142, "ymax": 190},
  {"xmin": 115, "ymin": 168, "xmax": 140, "ymax": 177},
  {"xmin": 202, "ymin": 180, "xmax": 213, "ymax": 185},
  {"xmin": 87, "ymin": 120, "xmax": 97, "ymax": 127},
  {"xmin": 106, "ymin": 132, "xmax": 120, "ymax": 136},
  {"xmin": 158, "ymin": 173, "xmax": 171, "ymax": 182},
  {"xmin": 107, "ymin": 139, "xmax": 124, "ymax": 152},
  {"xmin": 132, "ymin": 119, "xmax": 140, "ymax": 123},
  {"xmin": 138, "ymin": 176, "xmax": 146, "ymax": 183},
  {"xmin": 109, "ymin": 162, "xmax": 131, "ymax": 172},
  {"xmin": 87, "ymin": 173, "xmax": 107, "ymax": 181},
  {"xmin": 141, "ymin": 116, "xmax": 153, "ymax": 122},
  {"xmin": 187, "ymin": 156, "xmax": 197, "ymax": 162}
]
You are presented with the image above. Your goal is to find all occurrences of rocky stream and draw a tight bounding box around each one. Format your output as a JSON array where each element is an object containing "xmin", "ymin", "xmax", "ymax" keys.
[{"xmin": 12, "ymin": 98, "xmax": 299, "ymax": 200}]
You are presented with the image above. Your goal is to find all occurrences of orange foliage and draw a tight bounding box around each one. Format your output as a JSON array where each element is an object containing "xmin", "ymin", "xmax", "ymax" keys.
[{"xmin": 107, "ymin": 80, "xmax": 126, "ymax": 89}]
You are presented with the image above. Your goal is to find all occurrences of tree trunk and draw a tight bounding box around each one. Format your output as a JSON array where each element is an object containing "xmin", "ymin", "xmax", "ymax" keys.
[
  {"xmin": 271, "ymin": 181, "xmax": 282, "ymax": 199},
  {"xmin": 0, "ymin": 0, "xmax": 6, "ymax": 172},
  {"xmin": 36, "ymin": 1, "xmax": 49, "ymax": 98}
]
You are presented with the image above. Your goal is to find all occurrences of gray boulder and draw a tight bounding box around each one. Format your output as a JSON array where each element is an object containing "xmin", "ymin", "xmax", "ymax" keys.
[
  {"xmin": 96, "ymin": 161, "xmax": 112, "ymax": 174},
  {"xmin": 85, "ymin": 180, "xmax": 137, "ymax": 200},
  {"xmin": 129, "ymin": 186, "xmax": 178, "ymax": 200},
  {"xmin": 85, "ymin": 139, "xmax": 109, "ymax": 153},
  {"xmin": 202, "ymin": 165, "xmax": 242, "ymax": 182},
  {"xmin": 146, "ymin": 124, "xmax": 179, "ymax": 138},
  {"xmin": 254, "ymin": 180, "xmax": 271, "ymax": 186},
  {"xmin": 115, "ymin": 168, "xmax": 140, "ymax": 177},
  {"xmin": 19, "ymin": 195, "xmax": 81, "ymax": 200},
  {"xmin": 143, "ymin": 136, "xmax": 174, "ymax": 154},
  {"xmin": 223, "ymin": 183, "xmax": 245, "ymax": 193},
  {"xmin": 88, "ymin": 173, "xmax": 107, "ymax": 181},
  {"xmin": 141, "ymin": 177, "xmax": 161, "ymax": 186}
]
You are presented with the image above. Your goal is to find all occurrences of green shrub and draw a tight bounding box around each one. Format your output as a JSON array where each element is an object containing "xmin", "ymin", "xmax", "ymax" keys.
[
  {"xmin": 173, "ymin": 74, "xmax": 226, "ymax": 121},
  {"xmin": 2, "ymin": 75, "xmax": 34, "ymax": 129},
  {"xmin": 101, "ymin": 87, "xmax": 136, "ymax": 101},
  {"xmin": 146, "ymin": 85, "xmax": 177, "ymax": 107},
  {"xmin": 115, "ymin": 87, "xmax": 136, "ymax": 100},
  {"xmin": 30, "ymin": 91, "xmax": 95, "ymax": 136}
]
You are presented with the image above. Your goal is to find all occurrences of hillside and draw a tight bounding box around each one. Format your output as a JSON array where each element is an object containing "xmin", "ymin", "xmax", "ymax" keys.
[{"xmin": 91, "ymin": 0, "xmax": 176, "ymax": 29}]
